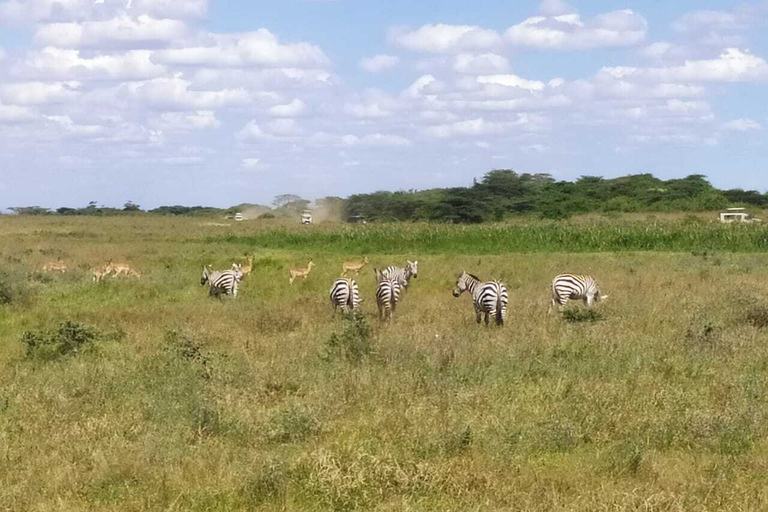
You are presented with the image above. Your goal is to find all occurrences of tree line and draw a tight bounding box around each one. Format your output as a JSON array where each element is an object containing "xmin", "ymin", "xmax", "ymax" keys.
[
  {"xmin": 5, "ymin": 171, "xmax": 766, "ymax": 222},
  {"xmin": 345, "ymin": 171, "xmax": 767, "ymax": 222}
]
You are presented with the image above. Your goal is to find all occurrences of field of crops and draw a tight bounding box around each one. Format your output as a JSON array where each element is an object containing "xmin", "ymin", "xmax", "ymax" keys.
[{"xmin": 3, "ymin": 216, "xmax": 768, "ymax": 511}]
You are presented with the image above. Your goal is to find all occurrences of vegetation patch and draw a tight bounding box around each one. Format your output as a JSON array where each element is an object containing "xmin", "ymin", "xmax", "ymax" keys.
[
  {"xmin": 21, "ymin": 321, "xmax": 120, "ymax": 360},
  {"xmin": 0, "ymin": 270, "xmax": 32, "ymax": 305},
  {"xmin": 323, "ymin": 312, "xmax": 374, "ymax": 363},
  {"xmin": 561, "ymin": 308, "xmax": 604, "ymax": 323}
]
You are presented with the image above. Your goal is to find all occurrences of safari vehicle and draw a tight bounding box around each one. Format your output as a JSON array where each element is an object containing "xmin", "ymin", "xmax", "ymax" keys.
[
  {"xmin": 719, "ymin": 208, "xmax": 761, "ymax": 224},
  {"xmin": 301, "ymin": 210, "xmax": 313, "ymax": 225}
]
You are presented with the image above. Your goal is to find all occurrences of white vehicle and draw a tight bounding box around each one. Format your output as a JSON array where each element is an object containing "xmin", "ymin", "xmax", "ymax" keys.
[
  {"xmin": 301, "ymin": 210, "xmax": 313, "ymax": 225},
  {"xmin": 719, "ymin": 208, "xmax": 760, "ymax": 224},
  {"xmin": 234, "ymin": 213, "xmax": 243, "ymax": 221}
]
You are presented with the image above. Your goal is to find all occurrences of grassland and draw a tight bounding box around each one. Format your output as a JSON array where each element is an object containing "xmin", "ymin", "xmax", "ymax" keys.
[{"xmin": 3, "ymin": 216, "xmax": 768, "ymax": 511}]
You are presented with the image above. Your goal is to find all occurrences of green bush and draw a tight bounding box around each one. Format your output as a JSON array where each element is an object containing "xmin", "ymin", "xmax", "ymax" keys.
[
  {"xmin": 0, "ymin": 270, "xmax": 32, "ymax": 305},
  {"xmin": 323, "ymin": 312, "xmax": 373, "ymax": 362},
  {"xmin": 561, "ymin": 308, "xmax": 604, "ymax": 323},
  {"xmin": 21, "ymin": 321, "xmax": 118, "ymax": 360}
]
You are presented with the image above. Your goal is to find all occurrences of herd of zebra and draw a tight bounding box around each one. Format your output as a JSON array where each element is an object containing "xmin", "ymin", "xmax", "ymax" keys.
[
  {"xmin": 201, "ymin": 256, "xmax": 606, "ymax": 323},
  {"xmin": 200, "ymin": 256, "xmax": 607, "ymax": 324}
]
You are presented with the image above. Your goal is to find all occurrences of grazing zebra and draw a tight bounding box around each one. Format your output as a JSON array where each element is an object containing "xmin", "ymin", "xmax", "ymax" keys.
[
  {"xmin": 329, "ymin": 278, "xmax": 361, "ymax": 314},
  {"xmin": 452, "ymin": 271, "xmax": 508, "ymax": 326},
  {"xmin": 549, "ymin": 274, "xmax": 608, "ymax": 314},
  {"xmin": 201, "ymin": 264, "xmax": 243, "ymax": 298},
  {"xmin": 379, "ymin": 260, "xmax": 418, "ymax": 289},
  {"xmin": 375, "ymin": 272, "xmax": 401, "ymax": 321}
]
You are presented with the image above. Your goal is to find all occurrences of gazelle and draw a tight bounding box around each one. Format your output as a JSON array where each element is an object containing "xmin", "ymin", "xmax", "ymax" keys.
[
  {"xmin": 289, "ymin": 260, "xmax": 315, "ymax": 285},
  {"xmin": 42, "ymin": 259, "xmax": 67, "ymax": 273},
  {"xmin": 106, "ymin": 261, "xmax": 141, "ymax": 278},
  {"xmin": 238, "ymin": 256, "xmax": 254, "ymax": 277},
  {"xmin": 341, "ymin": 256, "xmax": 368, "ymax": 277}
]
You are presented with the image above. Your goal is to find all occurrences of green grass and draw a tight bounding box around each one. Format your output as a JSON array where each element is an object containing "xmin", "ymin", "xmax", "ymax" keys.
[
  {"xmin": 216, "ymin": 219, "xmax": 768, "ymax": 254},
  {"xmin": 2, "ymin": 216, "xmax": 768, "ymax": 510}
]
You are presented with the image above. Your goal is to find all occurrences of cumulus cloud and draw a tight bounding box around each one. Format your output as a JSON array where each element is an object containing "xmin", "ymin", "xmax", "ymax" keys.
[
  {"xmin": 19, "ymin": 47, "xmax": 166, "ymax": 80},
  {"xmin": 476, "ymin": 74, "xmax": 546, "ymax": 91},
  {"xmin": 241, "ymin": 157, "xmax": 262, "ymax": 169},
  {"xmin": 268, "ymin": 98, "xmax": 306, "ymax": 117},
  {"xmin": 360, "ymin": 54, "xmax": 399, "ymax": 72},
  {"xmin": 130, "ymin": 76, "xmax": 250, "ymax": 110},
  {"xmin": 154, "ymin": 111, "xmax": 220, "ymax": 131},
  {"xmin": 0, "ymin": 81, "xmax": 80, "ymax": 105},
  {"xmin": 453, "ymin": 53, "xmax": 510, "ymax": 74},
  {"xmin": 722, "ymin": 118, "xmax": 762, "ymax": 131},
  {"xmin": 389, "ymin": 24, "xmax": 502, "ymax": 53},
  {"xmin": 153, "ymin": 29, "xmax": 330, "ymax": 69},
  {"xmin": 506, "ymin": 10, "xmax": 647, "ymax": 50},
  {"xmin": 0, "ymin": 0, "xmax": 207, "ymax": 22},
  {"xmin": 35, "ymin": 15, "xmax": 189, "ymax": 48},
  {"xmin": 0, "ymin": 102, "xmax": 34, "ymax": 122},
  {"xmin": 672, "ymin": 10, "xmax": 743, "ymax": 33},
  {"xmin": 340, "ymin": 133, "xmax": 412, "ymax": 147},
  {"xmin": 603, "ymin": 48, "xmax": 768, "ymax": 83}
]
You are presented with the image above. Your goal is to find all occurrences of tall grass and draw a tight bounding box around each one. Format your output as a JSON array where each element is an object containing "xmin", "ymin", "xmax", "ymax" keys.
[
  {"xmin": 3, "ymin": 216, "xmax": 768, "ymax": 510},
  {"xmin": 218, "ymin": 220, "xmax": 768, "ymax": 254}
]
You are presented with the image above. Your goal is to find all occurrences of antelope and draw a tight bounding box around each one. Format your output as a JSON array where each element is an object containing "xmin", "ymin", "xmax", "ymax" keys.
[
  {"xmin": 105, "ymin": 261, "xmax": 141, "ymax": 278},
  {"xmin": 239, "ymin": 256, "xmax": 254, "ymax": 277},
  {"xmin": 341, "ymin": 256, "xmax": 368, "ymax": 277},
  {"xmin": 42, "ymin": 259, "xmax": 67, "ymax": 273},
  {"xmin": 289, "ymin": 260, "xmax": 315, "ymax": 285},
  {"xmin": 91, "ymin": 264, "xmax": 111, "ymax": 282}
]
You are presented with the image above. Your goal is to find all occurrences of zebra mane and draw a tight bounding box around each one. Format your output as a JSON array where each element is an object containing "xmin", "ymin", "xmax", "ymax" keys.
[{"xmin": 466, "ymin": 272, "xmax": 481, "ymax": 281}]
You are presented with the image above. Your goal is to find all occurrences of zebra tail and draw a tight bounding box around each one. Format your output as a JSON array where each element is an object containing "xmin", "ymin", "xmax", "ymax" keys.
[{"xmin": 495, "ymin": 294, "xmax": 503, "ymax": 326}]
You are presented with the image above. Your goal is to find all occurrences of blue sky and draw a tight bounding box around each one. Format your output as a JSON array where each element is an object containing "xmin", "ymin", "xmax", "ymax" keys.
[{"xmin": 0, "ymin": 0, "xmax": 767, "ymax": 209}]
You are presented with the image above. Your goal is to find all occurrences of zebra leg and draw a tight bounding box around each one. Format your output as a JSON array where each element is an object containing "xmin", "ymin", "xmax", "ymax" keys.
[{"xmin": 484, "ymin": 312, "xmax": 490, "ymax": 326}]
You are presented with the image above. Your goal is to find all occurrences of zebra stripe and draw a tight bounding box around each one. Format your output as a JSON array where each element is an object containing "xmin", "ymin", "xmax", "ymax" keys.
[
  {"xmin": 452, "ymin": 271, "xmax": 507, "ymax": 326},
  {"xmin": 201, "ymin": 264, "xmax": 243, "ymax": 298},
  {"xmin": 330, "ymin": 278, "xmax": 361, "ymax": 314},
  {"xmin": 549, "ymin": 274, "xmax": 603, "ymax": 312},
  {"xmin": 380, "ymin": 260, "xmax": 418, "ymax": 289},
  {"xmin": 376, "ymin": 276, "xmax": 401, "ymax": 321}
]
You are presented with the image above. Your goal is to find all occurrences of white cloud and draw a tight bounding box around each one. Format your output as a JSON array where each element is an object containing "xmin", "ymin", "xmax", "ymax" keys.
[
  {"xmin": 672, "ymin": 10, "xmax": 742, "ymax": 33},
  {"xmin": 340, "ymin": 133, "xmax": 411, "ymax": 147},
  {"xmin": 453, "ymin": 53, "xmax": 510, "ymax": 74},
  {"xmin": 360, "ymin": 54, "xmax": 399, "ymax": 72},
  {"xmin": 154, "ymin": 111, "xmax": 220, "ymax": 131},
  {"xmin": 389, "ymin": 24, "xmax": 502, "ymax": 54},
  {"xmin": 0, "ymin": 0, "xmax": 207, "ymax": 22},
  {"xmin": 722, "ymin": 118, "xmax": 762, "ymax": 131},
  {"xmin": 476, "ymin": 74, "xmax": 546, "ymax": 91},
  {"xmin": 131, "ymin": 76, "xmax": 250, "ymax": 110},
  {"xmin": 506, "ymin": 10, "xmax": 647, "ymax": 50},
  {"xmin": 538, "ymin": 0, "xmax": 574, "ymax": 17},
  {"xmin": 269, "ymin": 98, "xmax": 306, "ymax": 117},
  {"xmin": 426, "ymin": 118, "xmax": 505, "ymax": 138},
  {"xmin": 344, "ymin": 102, "xmax": 392, "ymax": 118},
  {"xmin": 0, "ymin": 102, "xmax": 34, "ymax": 122},
  {"xmin": 603, "ymin": 48, "xmax": 768, "ymax": 83},
  {"xmin": 19, "ymin": 47, "xmax": 166, "ymax": 80},
  {"xmin": 35, "ymin": 15, "xmax": 188, "ymax": 48},
  {"xmin": 0, "ymin": 81, "xmax": 81, "ymax": 105},
  {"xmin": 153, "ymin": 29, "xmax": 330, "ymax": 69},
  {"xmin": 241, "ymin": 157, "xmax": 262, "ymax": 169}
]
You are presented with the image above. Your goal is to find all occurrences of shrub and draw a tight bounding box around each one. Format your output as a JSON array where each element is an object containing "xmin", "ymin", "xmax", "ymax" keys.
[
  {"xmin": 323, "ymin": 312, "xmax": 373, "ymax": 362},
  {"xmin": 266, "ymin": 404, "xmax": 320, "ymax": 443},
  {"xmin": 258, "ymin": 213, "xmax": 276, "ymax": 220},
  {"xmin": 165, "ymin": 329, "xmax": 212, "ymax": 379},
  {"xmin": 21, "ymin": 321, "xmax": 117, "ymax": 360},
  {"xmin": 0, "ymin": 271, "xmax": 32, "ymax": 305},
  {"xmin": 561, "ymin": 308, "xmax": 604, "ymax": 323}
]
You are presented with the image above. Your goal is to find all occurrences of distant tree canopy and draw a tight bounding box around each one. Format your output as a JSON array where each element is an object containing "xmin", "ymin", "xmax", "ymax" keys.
[
  {"xmin": 345, "ymin": 170, "xmax": 739, "ymax": 223},
  {"xmin": 4, "ymin": 171, "xmax": 764, "ymax": 222}
]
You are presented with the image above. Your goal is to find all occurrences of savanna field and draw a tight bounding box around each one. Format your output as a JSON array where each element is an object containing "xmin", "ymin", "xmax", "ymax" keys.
[{"xmin": 5, "ymin": 215, "xmax": 768, "ymax": 511}]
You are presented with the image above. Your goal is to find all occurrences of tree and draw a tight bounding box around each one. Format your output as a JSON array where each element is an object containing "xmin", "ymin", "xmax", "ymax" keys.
[
  {"xmin": 123, "ymin": 201, "xmax": 141, "ymax": 212},
  {"xmin": 272, "ymin": 194, "xmax": 304, "ymax": 208}
]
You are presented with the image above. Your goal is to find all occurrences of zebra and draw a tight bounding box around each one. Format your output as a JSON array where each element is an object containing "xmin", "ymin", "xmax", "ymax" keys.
[
  {"xmin": 452, "ymin": 271, "xmax": 508, "ymax": 326},
  {"xmin": 549, "ymin": 274, "xmax": 608, "ymax": 314},
  {"xmin": 379, "ymin": 260, "xmax": 418, "ymax": 289},
  {"xmin": 375, "ymin": 272, "xmax": 401, "ymax": 321},
  {"xmin": 201, "ymin": 264, "xmax": 243, "ymax": 298},
  {"xmin": 329, "ymin": 278, "xmax": 361, "ymax": 314}
]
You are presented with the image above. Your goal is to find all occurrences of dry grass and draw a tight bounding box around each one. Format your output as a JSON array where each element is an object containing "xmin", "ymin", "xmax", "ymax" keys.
[{"xmin": 2, "ymin": 216, "xmax": 768, "ymax": 511}]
